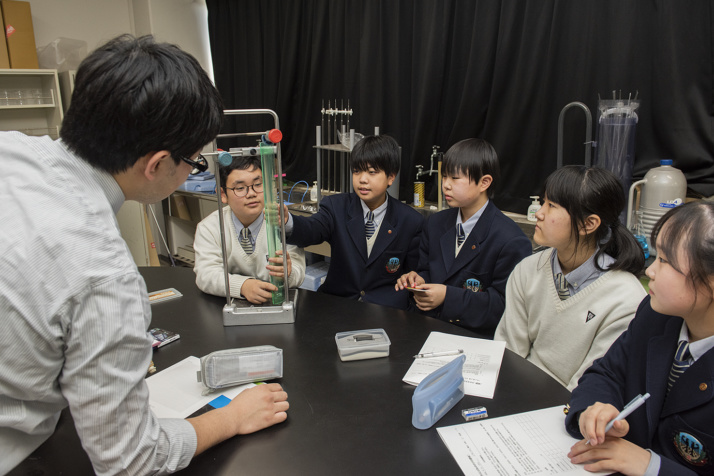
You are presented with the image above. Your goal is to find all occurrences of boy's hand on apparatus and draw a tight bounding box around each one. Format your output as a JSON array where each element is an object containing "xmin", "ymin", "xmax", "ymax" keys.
[
  {"xmin": 241, "ymin": 279, "xmax": 278, "ymax": 304},
  {"xmin": 266, "ymin": 250, "xmax": 292, "ymax": 278}
]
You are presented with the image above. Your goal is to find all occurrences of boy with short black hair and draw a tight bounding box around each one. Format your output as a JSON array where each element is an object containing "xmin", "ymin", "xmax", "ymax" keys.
[
  {"xmin": 285, "ymin": 134, "xmax": 424, "ymax": 309},
  {"xmin": 194, "ymin": 155, "xmax": 305, "ymax": 304},
  {"xmin": 396, "ymin": 138, "xmax": 531, "ymax": 335}
]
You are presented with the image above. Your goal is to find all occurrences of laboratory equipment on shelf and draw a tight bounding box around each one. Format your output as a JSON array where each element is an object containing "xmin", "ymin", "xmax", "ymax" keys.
[
  {"xmin": 595, "ymin": 92, "xmax": 640, "ymax": 221},
  {"xmin": 557, "ymin": 91, "xmax": 640, "ymax": 223},
  {"xmin": 414, "ymin": 145, "xmax": 445, "ymax": 210},
  {"xmin": 314, "ymin": 100, "xmax": 389, "ymax": 206},
  {"xmin": 626, "ymin": 159, "xmax": 687, "ymax": 255},
  {"xmin": 557, "ymin": 101, "xmax": 593, "ymax": 169},
  {"xmin": 209, "ymin": 108, "xmax": 297, "ymax": 326}
]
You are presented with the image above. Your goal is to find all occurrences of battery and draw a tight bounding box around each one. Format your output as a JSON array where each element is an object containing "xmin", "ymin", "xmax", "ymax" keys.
[{"xmin": 462, "ymin": 406, "xmax": 488, "ymax": 421}]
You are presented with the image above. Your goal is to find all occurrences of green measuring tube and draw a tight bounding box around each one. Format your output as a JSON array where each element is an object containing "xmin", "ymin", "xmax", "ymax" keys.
[{"xmin": 260, "ymin": 142, "xmax": 284, "ymax": 305}]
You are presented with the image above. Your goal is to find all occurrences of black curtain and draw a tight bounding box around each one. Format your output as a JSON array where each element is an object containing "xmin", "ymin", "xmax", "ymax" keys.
[{"xmin": 206, "ymin": 0, "xmax": 714, "ymax": 213}]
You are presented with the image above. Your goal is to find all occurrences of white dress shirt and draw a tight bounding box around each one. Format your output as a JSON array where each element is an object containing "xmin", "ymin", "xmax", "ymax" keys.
[{"xmin": 0, "ymin": 132, "xmax": 196, "ymax": 475}]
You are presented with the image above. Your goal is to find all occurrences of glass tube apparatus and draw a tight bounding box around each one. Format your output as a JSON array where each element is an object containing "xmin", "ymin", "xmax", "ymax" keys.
[{"xmin": 210, "ymin": 109, "xmax": 297, "ymax": 326}]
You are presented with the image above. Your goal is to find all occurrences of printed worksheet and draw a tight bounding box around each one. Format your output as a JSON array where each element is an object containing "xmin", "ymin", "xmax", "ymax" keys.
[
  {"xmin": 146, "ymin": 356, "xmax": 254, "ymax": 418},
  {"xmin": 437, "ymin": 406, "xmax": 609, "ymax": 475},
  {"xmin": 403, "ymin": 332, "xmax": 505, "ymax": 399}
]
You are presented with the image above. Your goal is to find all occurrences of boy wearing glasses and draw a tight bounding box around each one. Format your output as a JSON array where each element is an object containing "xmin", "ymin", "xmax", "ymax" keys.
[{"xmin": 194, "ymin": 154, "xmax": 305, "ymax": 304}]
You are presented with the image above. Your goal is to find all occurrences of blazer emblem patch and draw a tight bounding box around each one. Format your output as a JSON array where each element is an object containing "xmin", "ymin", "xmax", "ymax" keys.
[
  {"xmin": 463, "ymin": 278, "xmax": 482, "ymax": 293},
  {"xmin": 385, "ymin": 257, "xmax": 401, "ymax": 274},
  {"xmin": 673, "ymin": 431, "xmax": 709, "ymax": 467}
]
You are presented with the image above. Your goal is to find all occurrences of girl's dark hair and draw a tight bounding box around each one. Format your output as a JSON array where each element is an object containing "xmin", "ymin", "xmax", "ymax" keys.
[
  {"xmin": 544, "ymin": 165, "xmax": 644, "ymax": 275},
  {"xmin": 651, "ymin": 201, "xmax": 714, "ymax": 296},
  {"xmin": 350, "ymin": 135, "xmax": 400, "ymax": 177},
  {"xmin": 442, "ymin": 138, "xmax": 500, "ymax": 198},
  {"xmin": 61, "ymin": 34, "xmax": 224, "ymax": 174}
]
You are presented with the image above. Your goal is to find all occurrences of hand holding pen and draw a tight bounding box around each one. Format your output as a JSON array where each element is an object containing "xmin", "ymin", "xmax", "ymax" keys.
[{"xmin": 579, "ymin": 393, "xmax": 650, "ymax": 446}]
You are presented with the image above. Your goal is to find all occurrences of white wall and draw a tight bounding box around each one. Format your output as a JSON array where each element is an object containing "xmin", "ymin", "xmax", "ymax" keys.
[
  {"xmin": 26, "ymin": 0, "xmax": 214, "ymax": 263},
  {"xmin": 28, "ymin": 0, "xmax": 212, "ymax": 79},
  {"xmin": 28, "ymin": 0, "xmax": 135, "ymax": 52}
]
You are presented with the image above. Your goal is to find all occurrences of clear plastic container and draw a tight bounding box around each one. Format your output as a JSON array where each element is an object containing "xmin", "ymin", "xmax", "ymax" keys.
[{"xmin": 335, "ymin": 329, "xmax": 390, "ymax": 361}]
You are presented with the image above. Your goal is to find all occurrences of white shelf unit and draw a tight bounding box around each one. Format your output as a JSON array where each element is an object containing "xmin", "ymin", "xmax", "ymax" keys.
[
  {"xmin": 0, "ymin": 69, "xmax": 63, "ymax": 139},
  {"xmin": 164, "ymin": 190, "xmax": 223, "ymax": 266}
]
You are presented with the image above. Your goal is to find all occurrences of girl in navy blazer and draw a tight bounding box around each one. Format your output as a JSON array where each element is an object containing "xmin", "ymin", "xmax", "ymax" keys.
[{"xmin": 566, "ymin": 201, "xmax": 714, "ymax": 475}]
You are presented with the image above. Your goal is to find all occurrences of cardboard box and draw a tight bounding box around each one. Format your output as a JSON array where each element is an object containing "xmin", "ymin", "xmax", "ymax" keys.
[
  {"xmin": 1, "ymin": 1, "xmax": 38, "ymax": 69},
  {"xmin": 0, "ymin": 4, "xmax": 9, "ymax": 68}
]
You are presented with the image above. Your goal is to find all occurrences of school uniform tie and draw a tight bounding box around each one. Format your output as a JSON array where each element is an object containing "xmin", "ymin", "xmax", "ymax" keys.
[
  {"xmin": 667, "ymin": 340, "xmax": 691, "ymax": 393},
  {"xmin": 556, "ymin": 272, "xmax": 570, "ymax": 300},
  {"xmin": 239, "ymin": 227, "xmax": 254, "ymax": 255},
  {"xmin": 456, "ymin": 224, "xmax": 465, "ymax": 247},
  {"xmin": 365, "ymin": 211, "xmax": 376, "ymax": 239}
]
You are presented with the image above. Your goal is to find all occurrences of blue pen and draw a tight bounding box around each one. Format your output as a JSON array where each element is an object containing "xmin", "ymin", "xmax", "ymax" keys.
[{"xmin": 586, "ymin": 393, "xmax": 650, "ymax": 445}]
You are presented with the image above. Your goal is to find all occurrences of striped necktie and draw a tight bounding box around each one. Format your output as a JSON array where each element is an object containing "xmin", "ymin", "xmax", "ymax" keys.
[
  {"xmin": 240, "ymin": 227, "xmax": 254, "ymax": 255},
  {"xmin": 556, "ymin": 272, "xmax": 570, "ymax": 300},
  {"xmin": 456, "ymin": 224, "xmax": 465, "ymax": 247},
  {"xmin": 667, "ymin": 340, "xmax": 691, "ymax": 393},
  {"xmin": 365, "ymin": 211, "xmax": 376, "ymax": 239}
]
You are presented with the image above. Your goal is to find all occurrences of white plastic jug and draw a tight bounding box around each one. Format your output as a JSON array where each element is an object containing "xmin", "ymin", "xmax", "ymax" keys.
[{"xmin": 627, "ymin": 160, "xmax": 687, "ymax": 253}]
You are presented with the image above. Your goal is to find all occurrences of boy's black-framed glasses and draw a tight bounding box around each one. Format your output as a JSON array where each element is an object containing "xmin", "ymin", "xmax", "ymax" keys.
[
  {"xmin": 226, "ymin": 182, "xmax": 264, "ymax": 198},
  {"xmin": 180, "ymin": 154, "xmax": 209, "ymax": 174}
]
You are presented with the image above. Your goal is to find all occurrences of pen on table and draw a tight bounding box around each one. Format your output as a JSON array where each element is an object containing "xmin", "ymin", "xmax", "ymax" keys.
[
  {"xmin": 413, "ymin": 349, "xmax": 464, "ymax": 359},
  {"xmin": 586, "ymin": 393, "xmax": 650, "ymax": 445}
]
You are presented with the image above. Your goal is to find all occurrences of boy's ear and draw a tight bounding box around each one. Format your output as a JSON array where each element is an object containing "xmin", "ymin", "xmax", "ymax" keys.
[
  {"xmin": 580, "ymin": 214, "xmax": 602, "ymax": 236},
  {"xmin": 220, "ymin": 187, "xmax": 229, "ymax": 204},
  {"xmin": 478, "ymin": 174, "xmax": 493, "ymax": 192},
  {"xmin": 387, "ymin": 173, "xmax": 396, "ymax": 187}
]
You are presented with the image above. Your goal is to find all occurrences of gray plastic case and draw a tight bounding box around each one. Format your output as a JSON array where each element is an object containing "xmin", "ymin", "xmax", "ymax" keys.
[
  {"xmin": 197, "ymin": 346, "xmax": 283, "ymax": 391},
  {"xmin": 335, "ymin": 329, "xmax": 390, "ymax": 361}
]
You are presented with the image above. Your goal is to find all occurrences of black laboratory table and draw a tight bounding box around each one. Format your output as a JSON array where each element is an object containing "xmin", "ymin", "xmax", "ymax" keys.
[{"xmin": 13, "ymin": 266, "xmax": 570, "ymax": 476}]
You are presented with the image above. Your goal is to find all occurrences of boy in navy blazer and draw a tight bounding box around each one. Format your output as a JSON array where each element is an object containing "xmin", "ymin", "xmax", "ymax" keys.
[
  {"xmin": 285, "ymin": 135, "xmax": 424, "ymax": 309},
  {"xmin": 396, "ymin": 138, "xmax": 531, "ymax": 335}
]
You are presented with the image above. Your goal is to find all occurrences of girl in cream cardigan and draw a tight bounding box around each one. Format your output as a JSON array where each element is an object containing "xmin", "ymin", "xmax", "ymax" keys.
[{"xmin": 494, "ymin": 166, "xmax": 646, "ymax": 390}]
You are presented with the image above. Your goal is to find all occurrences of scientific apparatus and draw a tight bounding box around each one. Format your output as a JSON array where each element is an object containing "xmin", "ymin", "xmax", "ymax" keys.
[
  {"xmin": 595, "ymin": 92, "xmax": 640, "ymax": 220},
  {"xmin": 315, "ymin": 101, "xmax": 393, "ymax": 206},
  {"xmin": 414, "ymin": 145, "xmax": 444, "ymax": 209},
  {"xmin": 626, "ymin": 159, "xmax": 687, "ymax": 254},
  {"xmin": 210, "ymin": 109, "xmax": 298, "ymax": 326},
  {"xmin": 557, "ymin": 101, "xmax": 593, "ymax": 169}
]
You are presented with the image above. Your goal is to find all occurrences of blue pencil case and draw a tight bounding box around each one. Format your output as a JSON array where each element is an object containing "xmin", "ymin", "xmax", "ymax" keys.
[{"xmin": 411, "ymin": 354, "xmax": 465, "ymax": 430}]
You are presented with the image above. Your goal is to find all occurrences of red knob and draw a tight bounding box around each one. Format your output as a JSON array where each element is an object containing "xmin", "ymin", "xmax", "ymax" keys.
[{"xmin": 267, "ymin": 129, "xmax": 283, "ymax": 143}]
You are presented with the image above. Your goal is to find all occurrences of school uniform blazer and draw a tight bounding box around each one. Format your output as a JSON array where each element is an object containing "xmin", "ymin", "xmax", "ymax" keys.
[
  {"xmin": 288, "ymin": 193, "xmax": 424, "ymax": 309},
  {"xmin": 566, "ymin": 296, "xmax": 714, "ymax": 475},
  {"xmin": 415, "ymin": 202, "xmax": 532, "ymax": 334}
]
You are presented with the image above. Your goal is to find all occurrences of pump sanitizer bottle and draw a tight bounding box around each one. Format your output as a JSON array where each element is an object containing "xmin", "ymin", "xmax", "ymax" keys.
[
  {"xmin": 527, "ymin": 196, "xmax": 540, "ymax": 222},
  {"xmin": 310, "ymin": 181, "xmax": 318, "ymax": 202}
]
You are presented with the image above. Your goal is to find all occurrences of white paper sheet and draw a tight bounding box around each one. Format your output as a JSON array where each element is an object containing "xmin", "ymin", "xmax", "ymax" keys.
[
  {"xmin": 437, "ymin": 406, "xmax": 608, "ymax": 476},
  {"xmin": 146, "ymin": 356, "xmax": 255, "ymax": 419},
  {"xmin": 403, "ymin": 332, "xmax": 505, "ymax": 399}
]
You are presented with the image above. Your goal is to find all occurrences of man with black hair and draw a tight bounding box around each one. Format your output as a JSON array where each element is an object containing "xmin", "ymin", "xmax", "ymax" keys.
[{"xmin": 0, "ymin": 35, "xmax": 288, "ymax": 475}]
